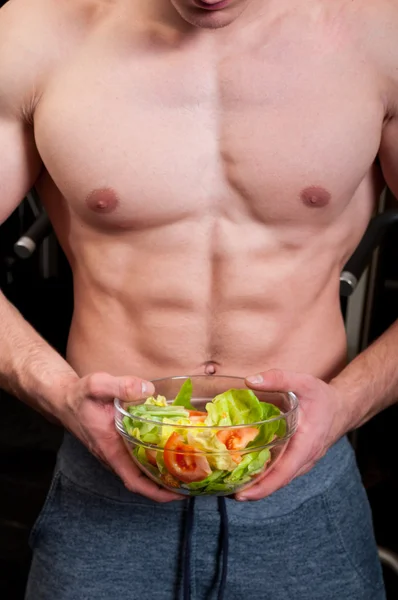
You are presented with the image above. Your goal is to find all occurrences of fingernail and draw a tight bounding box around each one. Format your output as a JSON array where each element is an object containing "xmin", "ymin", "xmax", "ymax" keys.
[
  {"xmin": 237, "ymin": 496, "xmax": 248, "ymax": 502},
  {"xmin": 141, "ymin": 381, "xmax": 151, "ymax": 395},
  {"xmin": 247, "ymin": 374, "xmax": 263, "ymax": 384}
]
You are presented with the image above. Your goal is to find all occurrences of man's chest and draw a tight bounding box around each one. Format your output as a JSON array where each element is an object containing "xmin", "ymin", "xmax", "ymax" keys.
[{"xmin": 33, "ymin": 22, "xmax": 384, "ymax": 230}]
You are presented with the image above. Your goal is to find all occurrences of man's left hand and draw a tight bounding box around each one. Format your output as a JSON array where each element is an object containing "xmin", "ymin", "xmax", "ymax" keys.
[{"xmin": 235, "ymin": 368, "xmax": 349, "ymax": 501}]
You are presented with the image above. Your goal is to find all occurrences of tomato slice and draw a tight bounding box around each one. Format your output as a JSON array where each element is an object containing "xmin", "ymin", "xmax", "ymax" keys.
[
  {"xmin": 145, "ymin": 449, "xmax": 158, "ymax": 467},
  {"xmin": 164, "ymin": 432, "xmax": 212, "ymax": 483},
  {"xmin": 188, "ymin": 410, "xmax": 207, "ymax": 424},
  {"xmin": 216, "ymin": 427, "xmax": 259, "ymax": 464}
]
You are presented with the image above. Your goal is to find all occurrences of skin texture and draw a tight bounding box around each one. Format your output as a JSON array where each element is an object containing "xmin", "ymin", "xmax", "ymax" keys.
[{"xmin": 0, "ymin": 0, "xmax": 398, "ymax": 502}]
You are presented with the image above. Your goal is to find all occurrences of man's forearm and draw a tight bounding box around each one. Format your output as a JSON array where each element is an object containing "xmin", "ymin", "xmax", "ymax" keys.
[
  {"xmin": 331, "ymin": 319, "xmax": 398, "ymax": 430},
  {"xmin": 0, "ymin": 291, "xmax": 78, "ymax": 416}
]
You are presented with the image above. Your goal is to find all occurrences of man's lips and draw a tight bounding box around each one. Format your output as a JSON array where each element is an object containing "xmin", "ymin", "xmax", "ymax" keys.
[{"xmin": 194, "ymin": 0, "xmax": 232, "ymax": 10}]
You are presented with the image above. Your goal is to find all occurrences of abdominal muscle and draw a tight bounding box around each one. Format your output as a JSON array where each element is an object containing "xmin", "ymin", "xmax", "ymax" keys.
[{"xmin": 63, "ymin": 213, "xmax": 349, "ymax": 384}]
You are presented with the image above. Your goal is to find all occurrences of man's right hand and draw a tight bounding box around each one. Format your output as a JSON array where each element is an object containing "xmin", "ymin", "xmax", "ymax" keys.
[{"xmin": 57, "ymin": 372, "xmax": 182, "ymax": 503}]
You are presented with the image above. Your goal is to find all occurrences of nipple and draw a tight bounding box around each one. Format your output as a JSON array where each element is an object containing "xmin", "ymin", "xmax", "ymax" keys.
[
  {"xmin": 300, "ymin": 186, "xmax": 331, "ymax": 208},
  {"xmin": 86, "ymin": 188, "xmax": 119, "ymax": 214}
]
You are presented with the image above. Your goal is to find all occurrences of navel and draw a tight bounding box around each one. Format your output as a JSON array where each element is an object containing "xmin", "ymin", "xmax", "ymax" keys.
[
  {"xmin": 300, "ymin": 186, "xmax": 331, "ymax": 208},
  {"xmin": 86, "ymin": 188, "xmax": 119, "ymax": 214},
  {"xmin": 203, "ymin": 361, "xmax": 219, "ymax": 376}
]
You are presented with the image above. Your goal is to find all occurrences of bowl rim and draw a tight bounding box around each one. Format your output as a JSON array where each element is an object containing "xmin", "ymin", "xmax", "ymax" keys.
[{"xmin": 114, "ymin": 374, "xmax": 299, "ymax": 430}]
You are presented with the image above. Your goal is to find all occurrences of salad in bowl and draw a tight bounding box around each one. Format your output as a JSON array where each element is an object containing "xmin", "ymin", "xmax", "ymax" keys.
[{"xmin": 114, "ymin": 375, "xmax": 298, "ymax": 496}]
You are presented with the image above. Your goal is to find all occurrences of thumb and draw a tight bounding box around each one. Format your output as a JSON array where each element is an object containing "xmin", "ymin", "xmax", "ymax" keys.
[
  {"xmin": 245, "ymin": 368, "xmax": 314, "ymax": 396},
  {"xmin": 83, "ymin": 372, "xmax": 155, "ymax": 403}
]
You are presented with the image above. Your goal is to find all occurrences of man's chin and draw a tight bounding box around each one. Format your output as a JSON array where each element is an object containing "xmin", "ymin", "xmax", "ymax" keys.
[
  {"xmin": 172, "ymin": 2, "xmax": 243, "ymax": 29},
  {"xmin": 184, "ymin": 12, "xmax": 236, "ymax": 29}
]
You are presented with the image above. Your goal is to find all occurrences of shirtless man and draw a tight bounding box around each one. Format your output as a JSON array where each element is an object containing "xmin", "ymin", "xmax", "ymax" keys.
[{"xmin": 0, "ymin": 0, "xmax": 395, "ymax": 597}]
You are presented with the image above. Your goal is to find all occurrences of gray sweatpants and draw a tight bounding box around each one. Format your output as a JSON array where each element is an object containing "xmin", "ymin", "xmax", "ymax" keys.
[{"xmin": 25, "ymin": 433, "xmax": 385, "ymax": 600}]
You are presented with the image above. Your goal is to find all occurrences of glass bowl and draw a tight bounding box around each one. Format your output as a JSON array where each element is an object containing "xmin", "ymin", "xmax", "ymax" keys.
[{"xmin": 114, "ymin": 375, "xmax": 298, "ymax": 496}]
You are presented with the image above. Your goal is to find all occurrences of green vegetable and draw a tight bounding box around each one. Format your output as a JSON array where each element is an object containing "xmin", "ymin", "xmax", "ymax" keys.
[
  {"xmin": 158, "ymin": 417, "xmax": 191, "ymax": 447},
  {"xmin": 247, "ymin": 402, "xmax": 286, "ymax": 448},
  {"xmin": 224, "ymin": 448, "xmax": 271, "ymax": 484},
  {"xmin": 144, "ymin": 395, "xmax": 168, "ymax": 407},
  {"xmin": 187, "ymin": 428, "xmax": 236, "ymax": 471},
  {"xmin": 134, "ymin": 445, "xmax": 147, "ymax": 463},
  {"xmin": 185, "ymin": 470, "xmax": 226, "ymax": 491},
  {"xmin": 172, "ymin": 378, "xmax": 195, "ymax": 410},
  {"xmin": 123, "ymin": 397, "xmax": 190, "ymax": 445},
  {"xmin": 130, "ymin": 420, "xmax": 162, "ymax": 444},
  {"xmin": 155, "ymin": 451, "xmax": 167, "ymax": 475},
  {"xmin": 203, "ymin": 474, "xmax": 243, "ymax": 494},
  {"xmin": 205, "ymin": 481, "xmax": 240, "ymax": 493},
  {"xmin": 205, "ymin": 388, "xmax": 263, "ymax": 426},
  {"xmin": 128, "ymin": 404, "xmax": 189, "ymax": 419}
]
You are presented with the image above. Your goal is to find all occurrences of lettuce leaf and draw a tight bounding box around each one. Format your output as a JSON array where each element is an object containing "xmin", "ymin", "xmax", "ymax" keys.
[
  {"xmin": 184, "ymin": 448, "xmax": 271, "ymax": 493},
  {"xmin": 205, "ymin": 388, "xmax": 263, "ymax": 426},
  {"xmin": 224, "ymin": 448, "xmax": 271, "ymax": 483},
  {"xmin": 187, "ymin": 428, "xmax": 236, "ymax": 471},
  {"xmin": 128, "ymin": 404, "xmax": 189, "ymax": 419},
  {"xmin": 134, "ymin": 445, "xmax": 146, "ymax": 461},
  {"xmin": 155, "ymin": 451, "xmax": 167, "ymax": 475},
  {"xmin": 123, "ymin": 416, "xmax": 162, "ymax": 444},
  {"xmin": 144, "ymin": 395, "xmax": 168, "ymax": 407},
  {"xmin": 247, "ymin": 402, "xmax": 286, "ymax": 448},
  {"xmin": 123, "ymin": 403, "xmax": 190, "ymax": 444},
  {"xmin": 185, "ymin": 468, "xmax": 252, "ymax": 494},
  {"xmin": 172, "ymin": 378, "xmax": 195, "ymax": 410},
  {"xmin": 205, "ymin": 481, "xmax": 241, "ymax": 493},
  {"xmin": 158, "ymin": 417, "xmax": 191, "ymax": 447},
  {"xmin": 185, "ymin": 470, "xmax": 226, "ymax": 491}
]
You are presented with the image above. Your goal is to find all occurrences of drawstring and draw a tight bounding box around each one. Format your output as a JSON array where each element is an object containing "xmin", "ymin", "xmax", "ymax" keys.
[
  {"xmin": 182, "ymin": 496, "xmax": 229, "ymax": 600},
  {"xmin": 217, "ymin": 497, "xmax": 229, "ymax": 600},
  {"xmin": 183, "ymin": 498, "xmax": 195, "ymax": 600}
]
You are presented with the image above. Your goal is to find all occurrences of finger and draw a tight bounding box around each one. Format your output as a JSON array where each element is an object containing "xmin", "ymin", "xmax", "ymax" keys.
[
  {"xmin": 130, "ymin": 469, "xmax": 185, "ymax": 503},
  {"xmin": 235, "ymin": 429, "xmax": 309, "ymax": 501},
  {"xmin": 84, "ymin": 372, "xmax": 155, "ymax": 403},
  {"xmin": 245, "ymin": 368, "xmax": 315, "ymax": 396},
  {"xmin": 107, "ymin": 438, "xmax": 183, "ymax": 503},
  {"xmin": 296, "ymin": 464, "xmax": 312, "ymax": 478}
]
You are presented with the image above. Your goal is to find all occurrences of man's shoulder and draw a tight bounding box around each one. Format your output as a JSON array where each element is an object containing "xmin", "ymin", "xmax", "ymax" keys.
[
  {"xmin": 356, "ymin": 0, "xmax": 398, "ymax": 68},
  {"xmin": 0, "ymin": 0, "xmax": 111, "ymax": 118},
  {"xmin": 0, "ymin": 0, "xmax": 108, "ymax": 29},
  {"xmin": 351, "ymin": 0, "xmax": 398, "ymax": 113}
]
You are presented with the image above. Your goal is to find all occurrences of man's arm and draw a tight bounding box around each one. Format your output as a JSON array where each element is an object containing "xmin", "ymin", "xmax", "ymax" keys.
[
  {"xmin": 330, "ymin": 106, "xmax": 398, "ymax": 423},
  {"xmin": 0, "ymin": 2, "xmax": 79, "ymax": 413},
  {"xmin": 0, "ymin": 1, "xmax": 179, "ymax": 502},
  {"xmin": 330, "ymin": 322, "xmax": 398, "ymax": 425},
  {"xmin": 0, "ymin": 113, "xmax": 79, "ymax": 412}
]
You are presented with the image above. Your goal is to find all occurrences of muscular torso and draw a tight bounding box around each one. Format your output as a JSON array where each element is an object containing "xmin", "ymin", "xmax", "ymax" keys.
[{"xmin": 28, "ymin": 0, "xmax": 389, "ymax": 381}]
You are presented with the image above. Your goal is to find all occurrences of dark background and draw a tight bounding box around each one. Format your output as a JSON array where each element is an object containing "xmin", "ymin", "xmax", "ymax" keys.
[{"xmin": 0, "ymin": 200, "xmax": 72, "ymax": 599}]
